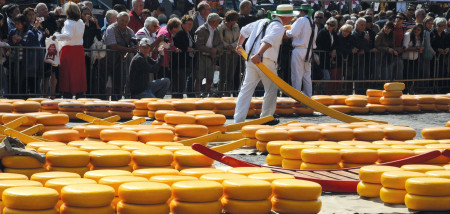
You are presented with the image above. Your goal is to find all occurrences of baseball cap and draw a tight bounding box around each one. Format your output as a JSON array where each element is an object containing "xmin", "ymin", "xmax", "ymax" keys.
[{"xmin": 139, "ymin": 38, "xmax": 151, "ymax": 47}]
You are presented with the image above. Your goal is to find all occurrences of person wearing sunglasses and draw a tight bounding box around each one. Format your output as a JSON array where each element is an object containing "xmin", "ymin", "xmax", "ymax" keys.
[
  {"xmin": 315, "ymin": 17, "xmax": 338, "ymax": 94},
  {"xmin": 403, "ymin": 4, "xmax": 416, "ymax": 30},
  {"xmin": 393, "ymin": 13, "xmax": 406, "ymax": 62},
  {"xmin": 313, "ymin": 11, "xmax": 325, "ymax": 30}
]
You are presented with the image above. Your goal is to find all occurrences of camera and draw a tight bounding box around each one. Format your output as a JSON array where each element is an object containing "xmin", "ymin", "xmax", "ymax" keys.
[
  {"xmin": 38, "ymin": 17, "xmax": 45, "ymax": 22},
  {"xmin": 129, "ymin": 37, "xmax": 138, "ymax": 47},
  {"xmin": 161, "ymin": 35, "xmax": 169, "ymax": 43}
]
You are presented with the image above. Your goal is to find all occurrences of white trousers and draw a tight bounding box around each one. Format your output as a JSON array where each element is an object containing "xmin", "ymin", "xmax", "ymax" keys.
[
  {"xmin": 291, "ymin": 48, "xmax": 312, "ymax": 97},
  {"xmin": 234, "ymin": 59, "xmax": 278, "ymax": 123}
]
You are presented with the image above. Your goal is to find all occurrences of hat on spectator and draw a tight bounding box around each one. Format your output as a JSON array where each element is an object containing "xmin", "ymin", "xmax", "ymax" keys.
[
  {"xmin": 272, "ymin": 4, "xmax": 299, "ymax": 17},
  {"xmin": 207, "ymin": 13, "xmax": 222, "ymax": 23},
  {"xmin": 298, "ymin": 4, "xmax": 313, "ymax": 17},
  {"xmin": 139, "ymin": 38, "xmax": 152, "ymax": 47}
]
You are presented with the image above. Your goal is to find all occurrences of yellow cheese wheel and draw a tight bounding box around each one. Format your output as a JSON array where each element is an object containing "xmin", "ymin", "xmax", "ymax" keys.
[
  {"xmin": 2, "ymin": 156, "xmax": 43, "ymax": 169},
  {"xmin": 3, "ymin": 208, "xmax": 58, "ymax": 214},
  {"xmin": 304, "ymin": 140, "xmax": 337, "ymax": 146},
  {"xmin": 107, "ymin": 140, "xmax": 142, "ymax": 147},
  {"xmin": 169, "ymin": 199, "xmax": 222, "ymax": 214},
  {"xmin": 2, "ymin": 113, "xmax": 37, "ymax": 126},
  {"xmin": 312, "ymin": 95, "xmax": 335, "ymax": 105},
  {"xmin": 266, "ymin": 154, "xmax": 283, "ymax": 166},
  {"xmin": 350, "ymin": 106, "xmax": 370, "ymax": 114},
  {"xmin": 193, "ymin": 100, "xmax": 215, "ymax": 110},
  {"xmin": 13, "ymin": 101, "xmax": 41, "ymax": 112},
  {"xmin": 45, "ymin": 178, "xmax": 97, "ymax": 194},
  {"xmin": 90, "ymin": 165, "xmax": 133, "ymax": 172},
  {"xmin": 83, "ymin": 170, "xmax": 132, "ymax": 182},
  {"xmin": 185, "ymin": 110, "xmax": 215, "ymax": 116},
  {"xmin": 26, "ymin": 142, "xmax": 66, "ymax": 150},
  {"xmin": 174, "ymin": 150, "xmax": 213, "ymax": 167},
  {"xmin": 132, "ymin": 168, "xmax": 178, "ymax": 179},
  {"xmin": 359, "ymin": 165, "xmax": 403, "ymax": 183},
  {"xmin": 384, "ymin": 126, "xmax": 416, "ymax": 140},
  {"xmin": 164, "ymin": 113, "xmax": 195, "ymax": 125},
  {"xmin": 357, "ymin": 181, "xmax": 382, "ymax": 197},
  {"xmin": 282, "ymin": 159, "xmax": 302, "ymax": 169},
  {"xmin": 353, "ymin": 127, "xmax": 385, "ymax": 141},
  {"xmin": 402, "ymin": 96, "xmax": 419, "ymax": 106},
  {"xmin": 381, "ymin": 170, "xmax": 427, "ymax": 189},
  {"xmin": 293, "ymin": 107, "xmax": 314, "ymax": 115},
  {"xmin": 116, "ymin": 201, "xmax": 169, "ymax": 214},
  {"xmin": 149, "ymin": 175, "xmax": 198, "ymax": 186},
  {"xmin": 222, "ymin": 179, "xmax": 271, "ymax": 200},
  {"xmin": 418, "ymin": 103, "xmax": 436, "ymax": 111},
  {"xmin": 38, "ymin": 146, "xmax": 79, "ymax": 154},
  {"xmin": 400, "ymin": 164, "xmax": 444, "ymax": 173},
  {"xmin": 3, "ymin": 168, "xmax": 47, "ymax": 179},
  {"xmin": 367, "ymin": 97, "xmax": 381, "ymax": 105},
  {"xmin": 195, "ymin": 114, "xmax": 226, "ymax": 126},
  {"xmin": 214, "ymin": 100, "xmax": 236, "ymax": 110},
  {"xmin": 366, "ymin": 89, "xmax": 383, "ymax": 97},
  {"xmin": 66, "ymin": 141, "xmax": 106, "ymax": 148},
  {"xmin": 59, "ymin": 204, "xmax": 115, "ymax": 214},
  {"xmin": 178, "ymin": 168, "xmax": 224, "ymax": 178},
  {"xmin": 384, "ymin": 82, "xmax": 405, "ymax": 91},
  {"xmin": 406, "ymin": 139, "xmax": 439, "ymax": 145},
  {"xmin": 79, "ymin": 144, "xmax": 121, "ymax": 152},
  {"xmin": 172, "ymin": 180, "xmax": 222, "ymax": 202},
  {"xmin": 98, "ymin": 176, "xmax": 148, "ymax": 196},
  {"xmin": 426, "ymin": 170, "xmax": 450, "ymax": 179},
  {"xmin": 47, "ymin": 166, "xmax": 90, "ymax": 177},
  {"xmin": 226, "ymin": 167, "xmax": 272, "ymax": 176},
  {"xmin": 148, "ymin": 102, "xmax": 173, "ymax": 111},
  {"xmin": 0, "ymin": 173, "xmax": 28, "ymax": 181},
  {"xmin": 84, "ymin": 125, "xmax": 119, "ymax": 138},
  {"xmin": 405, "ymin": 177, "xmax": 450, "ymax": 196},
  {"xmin": 266, "ymin": 141, "xmax": 302, "ymax": 155},
  {"xmin": 345, "ymin": 97, "xmax": 368, "ymax": 107},
  {"xmin": 42, "ymin": 130, "xmax": 80, "ymax": 143},
  {"xmin": 132, "ymin": 149, "xmax": 173, "ymax": 167},
  {"xmin": 109, "ymin": 102, "xmax": 135, "ymax": 112},
  {"xmin": 90, "ymin": 150, "xmax": 131, "ymax": 167},
  {"xmin": 121, "ymin": 144, "xmax": 159, "ymax": 152},
  {"xmin": 118, "ymin": 181, "xmax": 171, "ymax": 205},
  {"xmin": 61, "ymin": 184, "xmax": 114, "ymax": 208},
  {"xmin": 280, "ymin": 145, "xmax": 317, "ymax": 159},
  {"xmin": 153, "ymin": 110, "xmax": 182, "ymax": 121},
  {"xmin": 2, "ymin": 187, "xmax": 58, "ymax": 210},
  {"xmin": 271, "ymin": 197, "xmax": 322, "ymax": 214},
  {"xmin": 378, "ymin": 149, "xmax": 416, "ymax": 163},
  {"xmin": 340, "ymin": 149, "xmax": 378, "ymax": 164},
  {"xmin": 301, "ymin": 162, "xmax": 341, "ymax": 170},
  {"xmin": 320, "ymin": 128, "xmax": 354, "ymax": 141},
  {"xmin": 256, "ymin": 141, "xmax": 268, "ymax": 152},
  {"xmin": 162, "ymin": 146, "xmax": 192, "ymax": 153},
  {"xmin": 30, "ymin": 172, "xmax": 80, "ymax": 185},
  {"xmin": 0, "ymin": 180, "xmax": 43, "ymax": 198},
  {"xmin": 100, "ymin": 129, "xmax": 138, "ymax": 142},
  {"xmin": 301, "ymin": 149, "xmax": 341, "ymax": 164},
  {"xmin": 436, "ymin": 104, "xmax": 450, "ymax": 111},
  {"xmin": 199, "ymin": 173, "xmax": 247, "ymax": 183},
  {"xmin": 132, "ymin": 109, "xmax": 149, "ymax": 117},
  {"xmin": 84, "ymin": 110, "xmax": 111, "ymax": 119},
  {"xmin": 367, "ymin": 103, "xmax": 386, "ymax": 113},
  {"xmin": 372, "ymin": 140, "xmax": 405, "ymax": 145},
  {"xmin": 137, "ymin": 129, "xmax": 174, "ymax": 142},
  {"xmin": 36, "ymin": 114, "xmax": 69, "ymax": 126},
  {"xmin": 390, "ymin": 144, "xmax": 426, "ymax": 150},
  {"xmin": 272, "ymin": 179, "xmax": 321, "ymax": 200},
  {"xmin": 382, "ymin": 90, "xmax": 403, "ymax": 98},
  {"xmin": 46, "ymin": 150, "xmax": 90, "ymax": 167},
  {"xmin": 379, "ymin": 97, "xmax": 402, "ymax": 105},
  {"xmin": 221, "ymin": 197, "xmax": 272, "ymax": 214},
  {"xmin": 329, "ymin": 105, "xmax": 351, "ymax": 114},
  {"xmin": 338, "ymin": 140, "xmax": 372, "ymax": 146},
  {"xmin": 174, "ymin": 124, "xmax": 208, "ymax": 137},
  {"xmin": 403, "ymin": 105, "xmax": 421, "ymax": 112},
  {"xmin": 422, "ymin": 127, "xmax": 450, "ymax": 140},
  {"xmin": 380, "ymin": 187, "xmax": 407, "ymax": 204},
  {"xmin": 255, "ymin": 129, "xmax": 289, "ymax": 142},
  {"xmin": 404, "ymin": 194, "xmax": 450, "ymax": 211},
  {"xmin": 247, "ymin": 173, "xmax": 294, "ymax": 183},
  {"xmin": 241, "ymin": 125, "xmax": 271, "ymax": 138}
]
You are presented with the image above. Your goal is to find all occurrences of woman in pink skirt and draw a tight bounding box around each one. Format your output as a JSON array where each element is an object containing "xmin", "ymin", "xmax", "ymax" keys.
[{"xmin": 52, "ymin": 2, "xmax": 86, "ymax": 98}]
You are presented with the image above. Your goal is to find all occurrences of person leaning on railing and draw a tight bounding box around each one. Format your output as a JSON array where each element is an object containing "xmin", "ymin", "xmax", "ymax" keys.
[
  {"xmin": 315, "ymin": 17, "xmax": 338, "ymax": 94},
  {"xmin": 375, "ymin": 21, "xmax": 401, "ymax": 82},
  {"xmin": 335, "ymin": 23, "xmax": 354, "ymax": 94},
  {"xmin": 173, "ymin": 15, "xmax": 195, "ymax": 98},
  {"xmin": 402, "ymin": 24, "xmax": 424, "ymax": 90},
  {"xmin": 430, "ymin": 17, "xmax": 450, "ymax": 84}
]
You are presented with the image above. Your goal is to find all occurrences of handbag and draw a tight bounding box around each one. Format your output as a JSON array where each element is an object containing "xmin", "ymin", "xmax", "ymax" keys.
[
  {"xmin": 90, "ymin": 37, "xmax": 106, "ymax": 62},
  {"xmin": 44, "ymin": 37, "xmax": 60, "ymax": 66}
]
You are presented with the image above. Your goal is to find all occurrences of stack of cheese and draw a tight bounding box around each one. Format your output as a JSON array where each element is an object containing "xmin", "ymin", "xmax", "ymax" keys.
[
  {"xmin": 329, "ymin": 95, "xmax": 351, "ymax": 114},
  {"xmin": 132, "ymin": 168, "xmax": 180, "ymax": 180},
  {"xmin": 213, "ymin": 99, "xmax": 235, "ymax": 117},
  {"xmin": 42, "ymin": 129, "xmax": 80, "ymax": 143},
  {"xmin": 30, "ymin": 172, "xmax": 82, "ymax": 186},
  {"xmin": 40, "ymin": 100, "xmax": 61, "ymax": 114},
  {"xmin": 172, "ymin": 100, "xmax": 196, "ymax": 113},
  {"xmin": 422, "ymin": 126, "xmax": 450, "ymax": 140},
  {"xmin": 174, "ymin": 124, "xmax": 208, "ymax": 142},
  {"xmin": 90, "ymin": 149, "xmax": 132, "ymax": 171},
  {"xmin": 272, "ymin": 179, "xmax": 322, "ymax": 214},
  {"xmin": 280, "ymin": 144, "xmax": 316, "ymax": 169},
  {"xmin": 153, "ymin": 110, "xmax": 180, "ymax": 125},
  {"xmin": 380, "ymin": 170, "xmax": 427, "ymax": 204},
  {"xmin": 58, "ymin": 101, "xmax": 85, "ymax": 120},
  {"xmin": 173, "ymin": 149, "xmax": 214, "ymax": 171},
  {"xmin": 117, "ymin": 182, "xmax": 171, "ymax": 213},
  {"xmin": 241, "ymin": 125, "xmax": 271, "ymax": 148},
  {"xmin": 98, "ymin": 175, "xmax": 148, "ymax": 209},
  {"xmin": 0, "ymin": 102, "xmax": 13, "ymax": 119},
  {"xmin": 301, "ymin": 148, "xmax": 341, "ymax": 170},
  {"xmin": 84, "ymin": 125, "xmax": 118, "ymax": 141},
  {"xmin": 2, "ymin": 155, "xmax": 46, "ymax": 178},
  {"xmin": 222, "ymin": 179, "xmax": 272, "ymax": 214},
  {"xmin": 84, "ymin": 170, "xmax": 132, "ymax": 183},
  {"xmin": 366, "ymin": 89, "xmax": 387, "ymax": 113},
  {"xmin": 345, "ymin": 96, "xmax": 369, "ymax": 114},
  {"xmin": 164, "ymin": 112, "xmax": 195, "ymax": 128},
  {"xmin": 132, "ymin": 149, "xmax": 174, "ymax": 170},
  {"xmin": 12, "ymin": 101, "xmax": 41, "ymax": 113},
  {"xmin": 45, "ymin": 177, "xmax": 97, "ymax": 212},
  {"xmin": 37, "ymin": 114, "xmax": 70, "ymax": 134},
  {"xmin": 357, "ymin": 166, "xmax": 403, "ymax": 198},
  {"xmin": 294, "ymin": 102, "xmax": 315, "ymax": 115},
  {"xmin": 383, "ymin": 125, "xmax": 416, "ymax": 141},
  {"xmin": 84, "ymin": 101, "xmax": 111, "ymax": 119},
  {"xmin": 2, "ymin": 187, "xmax": 59, "ymax": 213},
  {"xmin": 312, "ymin": 95, "xmax": 335, "ymax": 106},
  {"xmin": 435, "ymin": 95, "xmax": 450, "ymax": 111},
  {"xmin": 100, "ymin": 128, "xmax": 138, "ymax": 142},
  {"xmin": 46, "ymin": 150, "xmax": 91, "ymax": 176},
  {"xmin": 133, "ymin": 100, "xmax": 150, "ymax": 117},
  {"xmin": 195, "ymin": 113, "xmax": 227, "ymax": 134},
  {"xmin": 170, "ymin": 180, "xmax": 222, "ymax": 214},
  {"xmin": 404, "ymin": 177, "xmax": 450, "ymax": 211},
  {"xmin": 402, "ymin": 95, "xmax": 420, "ymax": 112},
  {"xmin": 287, "ymin": 123, "xmax": 321, "ymax": 142},
  {"xmin": 340, "ymin": 148, "xmax": 378, "ymax": 168},
  {"xmin": 0, "ymin": 178, "xmax": 42, "ymax": 212},
  {"xmin": 379, "ymin": 82, "xmax": 404, "ymax": 113},
  {"xmin": 178, "ymin": 168, "xmax": 225, "ymax": 180},
  {"xmin": 109, "ymin": 101, "xmax": 135, "ymax": 120},
  {"xmin": 195, "ymin": 99, "xmax": 215, "ymax": 111},
  {"xmin": 266, "ymin": 141, "xmax": 303, "ymax": 166},
  {"xmin": 255, "ymin": 129, "xmax": 289, "ymax": 152},
  {"xmin": 60, "ymin": 184, "xmax": 115, "ymax": 213},
  {"xmin": 416, "ymin": 95, "xmax": 436, "ymax": 111},
  {"xmin": 148, "ymin": 101, "xmax": 174, "ymax": 122},
  {"xmin": 275, "ymin": 98, "xmax": 295, "ymax": 116}
]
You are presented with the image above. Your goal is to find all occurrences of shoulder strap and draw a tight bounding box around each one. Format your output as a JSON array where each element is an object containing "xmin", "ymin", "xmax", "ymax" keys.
[
  {"xmin": 247, "ymin": 19, "xmax": 280, "ymax": 61},
  {"xmin": 305, "ymin": 17, "xmax": 315, "ymax": 62}
]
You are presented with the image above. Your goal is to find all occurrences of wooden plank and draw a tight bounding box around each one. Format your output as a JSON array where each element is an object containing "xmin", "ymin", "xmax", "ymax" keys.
[
  {"xmin": 296, "ymin": 171, "xmax": 335, "ymax": 180},
  {"xmin": 314, "ymin": 171, "xmax": 354, "ymax": 181},
  {"xmin": 330, "ymin": 170, "xmax": 360, "ymax": 180}
]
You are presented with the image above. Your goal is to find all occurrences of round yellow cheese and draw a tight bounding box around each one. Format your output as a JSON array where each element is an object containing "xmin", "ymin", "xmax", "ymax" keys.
[
  {"xmin": 121, "ymin": 144, "xmax": 160, "ymax": 152},
  {"xmin": 271, "ymin": 197, "xmax": 322, "ymax": 214},
  {"xmin": 38, "ymin": 146, "xmax": 79, "ymax": 154},
  {"xmin": 321, "ymin": 128, "xmax": 354, "ymax": 141},
  {"xmin": 266, "ymin": 141, "xmax": 303, "ymax": 155},
  {"xmin": 288, "ymin": 129, "xmax": 321, "ymax": 141},
  {"xmin": 353, "ymin": 128, "xmax": 385, "ymax": 141},
  {"xmin": 47, "ymin": 166, "xmax": 90, "ymax": 177},
  {"xmin": 340, "ymin": 149, "xmax": 378, "ymax": 164},
  {"xmin": 146, "ymin": 141, "xmax": 183, "ymax": 148},
  {"xmin": 377, "ymin": 149, "xmax": 415, "ymax": 163},
  {"xmin": 405, "ymin": 194, "xmax": 450, "ymax": 211},
  {"xmin": 301, "ymin": 149, "xmax": 341, "ymax": 164},
  {"xmin": 169, "ymin": 200, "xmax": 222, "ymax": 214},
  {"xmin": 222, "ymin": 179, "xmax": 271, "ymax": 201},
  {"xmin": 2, "ymin": 156, "xmax": 44, "ymax": 169},
  {"xmin": 247, "ymin": 173, "xmax": 294, "ymax": 183},
  {"xmin": 359, "ymin": 165, "xmax": 403, "ymax": 183},
  {"xmin": 59, "ymin": 204, "xmax": 115, "ymax": 214},
  {"xmin": 318, "ymin": 144, "xmax": 354, "ymax": 150},
  {"xmin": 391, "ymin": 144, "xmax": 426, "ymax": 150},
  {"xmin": 83, "ymin": 170, "xmax": 132, "ymax": 182},
  {"xmin": 46, "ymin": 150, "xmax": 90, "ymax": 167},
  {"xmin": 282, "ymin": 159, "xmax": 302, "ymax": 169},
  {"xmin": 272, "ymin": 179, "xmax": 321, "ymax": 200},
  {"xmin": 79, "ymin": 144, "xmax": 121, "ymax": 153},
  {"xmin": 31, "ymin": 172, "xmax": 81, "ymax": 185},
  {"xmin": 380, "ymin": 187, "xmax": 407, "ymax": 204},
  {"xmin": 400, "ymin": 164, "xmax": 444, "ymax": 173},
  {"xmin": 303, "ymin": 141, "xmax": 337, "ymax": 146},
  {"xmin": 118, "ymin": 182, "xmax": 171, "ymax": 205},
  {"xmin": 405, "ymin": 177, "xmax": 450, "ymax": 196},
  {"xmin": 66, "ymin": 141, "xmax": 107, "ymax": 148},
  {"xmin": 2, "ymin": 187, "xmax": 58, "ymax": 210},
  {"xmin": 199, "ymin": 173, "xmax": 247, "ymax": 183},
  {"xmin": 425, "ymin": 170, "xmax": 450, "ymax": 179},
  {"xmin": 357, "ymin": 181, "xmax": 382, "ymax": 197},
  {"xmin": 279, "ymin": 145, "xmax": 317, "ymax": 159},
  {"xmin": 301, "ymin": 162, "xmax": 341, "ymax": 170},
  {"xmin": 221, "ymin": 197, "xmax": 272, "ymax": 214},
  {"xmin": 337, "ymin": 141, "xmax": 372, "ymax": 146},
  {"xmin": 131, "ymin": 149, "xmax": 173, "ymax": 167},
  {"xmin": 45, "ymin": 178, "xmax": 97, "ymax": 195},
  {"xmin": 0, "ymin": 180, "xmax": 43, "ymax": 198},
  {"xmin": 380, "ymin": 170, "xmax": 427, "ymax": 189},
  {"xmin": 61, "ymin": 184, "xmax": 115, "ymax": 208},
  {"xmin": 107, "ymin": 140, "xmax": 143, "ymax": 147},
  {"xmin": 98, "ymin": 176, "xmax": 148, "ymax": 196},
  {"xmin": 174, "ymin": 150, "xmax": 214, "ymax": 167},
  {"xmin": 0, "ymin": 173, "xmax": 28, "ymax": 181},
  {"xmin": 255, "ymin": 129, "xmax": 289, "ymax": 142},
  {"xmin": 384, "ymin": 126, "xmax": 416, "ymax": 140},
  {"xmin": 3, "ymin": 208, "xmax": 58, "ymax": 214},
  {"xmin": 132, "ymin": 168, "xmax": 179, "ymax": 179},
  {"xmin": 266, "ymin": 154, "xmax": 283, "ymax": 166},
  {"xmin": 226, "ymin": 167, "xmax": 272, "ymax": 176},
  {"xmin": 149, "ymin": 175, "xmax": 198, "ymax": 186},
  {"xmin": 27, "ymin": 142, "xmax": 66, "ymax": 150},
  {"xmin": 90, "ymin": 150, "xmax": 131, "ymax": 167},
  {"xmin": 172, "ymin": 180, "xmax": 222, "ymax": 202},
  {"xmin": 178, "ymin": 168, "xmax": 224, "ymax": 178},
  {"xmin": 90, "ymin": 165, "xmax": 133, "ymax": 172},
  {"xmin": 116, "ymin": 201, "xmax": 169, "ymax": 214}
]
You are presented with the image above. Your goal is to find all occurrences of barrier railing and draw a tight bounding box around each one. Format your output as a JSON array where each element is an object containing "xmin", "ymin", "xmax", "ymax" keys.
[{"xmin": 0, "ymin": 46, "xmax": 448, "ymax": 99}]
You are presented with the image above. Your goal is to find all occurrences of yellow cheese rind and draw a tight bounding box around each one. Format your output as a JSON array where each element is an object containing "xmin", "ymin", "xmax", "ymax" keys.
[
  {"xmin": 118, "ymin": 182, "xmax": 171, "ymax": 205},
  {"xmin": 222, "ymin": 179, "xmax": 271, "ymax": 201},
  {"xmin": 357, "ymin": 181, "xmax": 382, "ymax": 198},
  {"xmin": 149, "ymin": 175, "xmax": 198, "ymax": 186},
  {"xmin": 3, "ymin": 208, "xmax": 58, "ymax": 214},
  {"xmin": 178, "ymin": 168, "xmax": 224, "ymax": 178},
  {"xmin": 45, "ymin": 178, "xmax": 97, "ymax": 194},
  {"xmin": 221, "ymin": 197, "xmax": 272, "ymax": 214},
  {"xmin": 98, "ymin": 176, "xmax": 148, "ymax": 196},
  {"xmin": 266, "ymin": 154, "xmax": 283, "ymax": 166},
  {"xmin": 132, "ymin": 168, "xmax": 179, "ymax": 179},
  {"xmin": 199, "ymin": 173, "xmax": 247, "ymax": 183},
  {"xmin": 271, "ymin": 197, "xmax": 322, "ymax": 214},
  {"xmin": 172, "ymin": 180, "xmax": 222, "ymax": 202},
  {"xmin": 380, "ymin": 171, "xmax": 427, "ymax": 190},
  {"xmin": 404, "ymin": 194, "xmax": 450, "ymax": 211},
  {"xmin": 405, "ymin": 177, "xmax": 450, "ymax": 196},
  {"xmin": 359, "ymin": 166, "xmax": 403, "ymax": 183},
  {"xmin": 380, "ymin": 187, "xmax": 407, "ymax": 204},
  {"xmin": 247, "ymin": 173, "xmax": 295, "ymax": 183},
  {"xmin": 61, "ymin": 184, "xmax": 115, "ymax": 208},
  {"xmin": 59, "ymin": 204, "xmax": 115, "ymax": 214},
  {"xmin": 340, "ymin": 149, "xmax": 378, "ymax": 164},
  {"xmin": 0, "ymin": 180, "xmax": 43, "ymax": 198},
  {"xmin": 116, "ymin": 201, "xmax": 170, "ymax": 214},
  {"xmin": 2, "ymin": 187, "xmax": 58, "ymax": 210},
  {"xmin": 46, "ymin": 150, "xmax": 90, "ymax": 167},
  {"xmin": 30, "ymin": 172, "xmax": 81, "ymax": 185},
  {"xmin": 131, "ymin": 149, "xmax": 173, "ymax": 167},
  {"xmin": 169, "ymin": 200, "xmax": 222, "ymax": 214},
  {"xmin": 226, "ymin": 167, "xmax": 272, "ymax": 176},
  {"xmin": 83, "ymin": 170, "xmax": 132, "ymax": 182},
  {"xmin": 0, "ymin": 173, "xmax": 28, "ymax": 181},
  {"xmin": 2, "ymin": 156, "xmax": 44, "ymax": 169},
  {"xmin": 174, "ymin": 150, "xmax": 214, "ymax": 167},
  {"xmin": 282, "ymin": 159, "xmax": 302, "ymax": 169},
  {"xmin": 301, "ymin": 149, "xmax": 341, "ymax": 164},
  {"xmin": 272, "ymin": 179, "xmax": 322, "ymax": 200},
  {"xmin": 400, "ymin": 164, "xmax": 444, "ymax": 173}
]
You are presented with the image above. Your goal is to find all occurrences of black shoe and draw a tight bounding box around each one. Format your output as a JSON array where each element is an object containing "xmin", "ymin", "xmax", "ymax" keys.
[{"xmin": 262, "ymin": 118, "xmax": 280, "ymax": 126}]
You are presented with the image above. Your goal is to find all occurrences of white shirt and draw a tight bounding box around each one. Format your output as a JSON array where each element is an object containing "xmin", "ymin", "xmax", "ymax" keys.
[
  {"xmin": 136, "ymin": 27, "xmax": 156, "ymax": 43},
  {"xmin": 55, "ymin": 19, "xmax": 85, "ymax": 46},
  {"xmin": 241, "ymin": 17, "xmax": 285, "ymax": 62},
  {"xmin": 206, "ymin": 23, "xmax": 214, "ymax": 48},
  {"xmin": 286, "ymin": 15, "xmax": 318, "ymax": 49}
]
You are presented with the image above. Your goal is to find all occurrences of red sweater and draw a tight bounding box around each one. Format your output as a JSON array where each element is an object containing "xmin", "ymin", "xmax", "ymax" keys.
[{"xmin": 128, "ymin": 10, "xmax": 144, "ymax": 33}]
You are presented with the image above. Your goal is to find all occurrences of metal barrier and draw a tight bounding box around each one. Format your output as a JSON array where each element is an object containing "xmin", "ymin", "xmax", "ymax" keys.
[{"xmin": 0, "ymin": 46, "xmax": 449, "ymax": 99}]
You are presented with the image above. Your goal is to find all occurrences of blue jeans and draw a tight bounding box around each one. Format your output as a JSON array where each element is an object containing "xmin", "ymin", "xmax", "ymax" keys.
[{"xmin": 132, "ymin": 78, "xmax": 170, "ymax": 99}]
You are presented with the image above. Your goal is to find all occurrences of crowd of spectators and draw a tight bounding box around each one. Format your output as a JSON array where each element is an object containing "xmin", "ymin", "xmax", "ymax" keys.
[{"xmin": 0, "ymin": 0, "xmax": 449, "ymax": 98}]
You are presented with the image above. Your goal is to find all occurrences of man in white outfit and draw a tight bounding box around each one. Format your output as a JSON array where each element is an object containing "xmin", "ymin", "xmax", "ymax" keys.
[
  {"xmin": 234, "ymin": 5, "xmax": 298, "ymax": 123},
  {"xmin": 286, "ymin": 4, "xmax": 318, "ymax": 97}
]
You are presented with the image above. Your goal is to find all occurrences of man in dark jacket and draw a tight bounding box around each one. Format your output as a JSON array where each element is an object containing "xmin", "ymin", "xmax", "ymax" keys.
[
  {"xmin": 351, "ymin": 17, "xmax": 370, "ymax": 93},
  {"xmin": 129, "ymin": 38, "xmax": 170, "ymax": 98}
]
